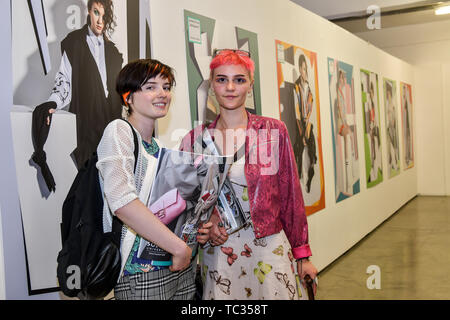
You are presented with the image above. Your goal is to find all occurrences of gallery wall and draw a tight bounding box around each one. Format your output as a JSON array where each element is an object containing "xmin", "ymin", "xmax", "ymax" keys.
[
  {"xmin": 1, "ymin": 0, "xmax": 417, "ymax": 298},
  {"xmin": 357, "ymin": 19, "xmax": 450, "ymax": 195}
]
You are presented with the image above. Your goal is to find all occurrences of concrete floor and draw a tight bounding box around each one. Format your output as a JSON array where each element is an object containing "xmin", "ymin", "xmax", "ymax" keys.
[{"xmin": 315, "ymin": 196, "xmax": 450, "ymax": 300}]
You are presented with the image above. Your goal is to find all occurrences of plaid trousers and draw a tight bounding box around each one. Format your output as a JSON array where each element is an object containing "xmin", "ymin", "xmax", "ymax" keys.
[{"xmin": 114, "ymin": 263, "xmax": 196, "ymax": 300}]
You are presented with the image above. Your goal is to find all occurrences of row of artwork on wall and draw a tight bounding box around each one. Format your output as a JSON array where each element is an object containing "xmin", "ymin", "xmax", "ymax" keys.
[
  {"xmin": 183, "ymin": 11, "xmax": 414, "ymax": 216},
  {"xmin": 21, "ymin": 4, "xmax": 414, "ymax": 217}
]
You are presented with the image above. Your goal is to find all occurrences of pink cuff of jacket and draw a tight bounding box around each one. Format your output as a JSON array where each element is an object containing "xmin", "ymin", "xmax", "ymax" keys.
[{"xmin": 292, "ymin": 244, "xmax": 312, "ymax": 260}]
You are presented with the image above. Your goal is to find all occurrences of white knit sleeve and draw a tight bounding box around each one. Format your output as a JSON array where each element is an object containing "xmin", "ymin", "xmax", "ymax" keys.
[{"xmin": 96, "ymin": 120, "xmax": 139, "ymax": 214}]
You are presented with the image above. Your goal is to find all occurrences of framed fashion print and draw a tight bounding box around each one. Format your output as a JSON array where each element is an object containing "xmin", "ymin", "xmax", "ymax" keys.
[
  {"xmin": 360, "ymin": 69, "xmax": 383, "ymax": 188},
  {"xmin": 383, "ymin": 78, "xmax": 401, "ymax": 178},
  {"xmin": 275, "ymin": 40, "xmax": 325, "ymax": 215},
  {"xmin": 400, "ymin": 82, "xmax": 414, "ymax": 170},
  {"xmin": 327, "ymin": 58, "xmax": 360, "ymax": 203}
]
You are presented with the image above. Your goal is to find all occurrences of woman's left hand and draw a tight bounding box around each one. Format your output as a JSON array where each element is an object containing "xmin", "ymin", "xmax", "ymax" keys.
[
  {"xmin": 197, "ymin": 222, "xmax": 213, "ymax": 245},
  {"xmin": 207, "ymin": 208, "xmax": 229, "ymax": 246},
  {"xmin": 297, "ymin": 259, "xmax": 319, "ymax": 296}
]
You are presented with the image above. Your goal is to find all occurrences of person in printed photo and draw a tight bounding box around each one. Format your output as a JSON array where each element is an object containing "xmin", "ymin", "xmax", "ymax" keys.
[
  {"xmin": 294, "ymin": 54, "xmax": 317, "ymax": 193},
  {"xmin": 36, "ymin": 0, "xmax": 123, "ymax": 169},
  {"xmin": 367, "ymin": 81, "xmax": 380, "ymax": 181},
  {"xmin": 336, "ymin": 69, "xmax": 355, "ymax": 195},
  {"xmin": 386, "ymin": 83, "xmax": 399, "ymax": 172}
]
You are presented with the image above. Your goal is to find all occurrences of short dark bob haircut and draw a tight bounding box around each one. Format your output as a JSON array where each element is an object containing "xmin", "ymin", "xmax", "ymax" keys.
[{"xmin": 116, "ymin": 59, "xmax": 176, "ymax": 108}]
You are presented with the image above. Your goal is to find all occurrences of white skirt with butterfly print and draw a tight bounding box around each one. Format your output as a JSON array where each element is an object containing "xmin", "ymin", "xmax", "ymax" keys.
[{"xmin": 199, "ymin": 225, "xmax": 308, "ymax": 300}]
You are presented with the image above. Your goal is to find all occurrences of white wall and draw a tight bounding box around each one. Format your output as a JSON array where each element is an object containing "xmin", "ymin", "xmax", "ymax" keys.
[
  {"xmin": 357, "ymin": 19, "xmax": 450, "ymax": 195},
  {"xmin": 152, "ymin": 0, "xmax": 417, "ymax": 271},
  {"xmin": 356, "ymin": 19, "xmax": 450, "ymax": 64},
  {"xmin": 443, "ymin": 64, "xmax": 450, "ymax": 195}
]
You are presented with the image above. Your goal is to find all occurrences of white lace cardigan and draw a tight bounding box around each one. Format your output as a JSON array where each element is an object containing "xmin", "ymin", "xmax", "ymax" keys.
[{"xmin": 96, "ymin": 119, "xmax": 161, "ymax": 277}]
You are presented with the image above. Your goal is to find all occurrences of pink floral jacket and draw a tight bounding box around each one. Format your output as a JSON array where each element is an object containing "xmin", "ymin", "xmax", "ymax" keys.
[{"xmin": 180, "ymin": 112, "xmax": 312, "ymax": 259}]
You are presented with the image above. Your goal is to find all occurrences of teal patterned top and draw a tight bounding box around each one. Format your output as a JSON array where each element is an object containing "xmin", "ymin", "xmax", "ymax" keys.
[{"xmin": 123, "ymin": 138, "xmax": 165, "ymax": 276}]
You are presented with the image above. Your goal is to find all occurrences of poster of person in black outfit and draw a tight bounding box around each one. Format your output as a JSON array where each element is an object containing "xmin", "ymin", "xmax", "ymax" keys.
[
  {"xmin": 294, "ymin": 54, "xmax": 317, "ymax": 194},
  {"xmin": 37, "ymin": 0, "xmax": 123, "ymax": 170},
  {"xmin": 275, "ymin": 40, "xmax": 325, "ymax": 215},
  {"xmin": 12, "ymin": 0, "xmax": 155, "ymax": 295}
]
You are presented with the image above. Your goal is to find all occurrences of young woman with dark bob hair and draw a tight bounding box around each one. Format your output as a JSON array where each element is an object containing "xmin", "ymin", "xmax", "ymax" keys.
[{"xmin": 96, "ymin": 59, "xmax": 211, "ymax": 300}]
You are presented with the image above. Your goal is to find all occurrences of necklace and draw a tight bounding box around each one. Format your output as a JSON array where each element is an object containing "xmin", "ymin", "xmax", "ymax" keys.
[{"xmin": 142, "ymin": 138, "xmax": 159, "ymax": 155}]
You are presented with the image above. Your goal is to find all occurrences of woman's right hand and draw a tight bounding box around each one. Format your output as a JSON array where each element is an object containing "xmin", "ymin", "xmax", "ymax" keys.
[{"xmin": 170, "ymin": 243, "xmax": 192, "ymax": 272}]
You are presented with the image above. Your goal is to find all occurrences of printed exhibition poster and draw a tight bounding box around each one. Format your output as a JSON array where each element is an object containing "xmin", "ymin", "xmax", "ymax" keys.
[
  {"xmin": 360, "ymin": 69, "xmax": 383, "ymax": 188},
  {"xmin": 12, "ymin": 0, "xmax": 150, "ymax": 293},
  {"xmin": 400, "ymin": 82, "xmax": 414, "ymax": 170},
  {"xmin": 383, "ymin": 78, "xmax": 401, "ymax": 178},
  {"xmin": 327, "ymin": 58, "xmax": 360, "ymax": 202},
  {"xmin": 184, "ymin": 10, "xmax": 262, "ymax": 128},
  {"xmin": 275, "ymin": 40, "xmax": 325, "ymax": 215}
]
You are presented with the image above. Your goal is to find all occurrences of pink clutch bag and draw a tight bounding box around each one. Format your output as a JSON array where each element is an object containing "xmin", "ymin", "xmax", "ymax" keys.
[{"xmin": 149, "ymin": 188, "xmax": 187, "ymax": 225}]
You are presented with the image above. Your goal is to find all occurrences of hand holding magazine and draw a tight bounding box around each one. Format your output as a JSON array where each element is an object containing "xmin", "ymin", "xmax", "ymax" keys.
[
  {"xmin": 137, "ymin": 147, "xmax": 233, "ymax": 264},
  {"xmin": 198, "ymin": 129, "xmax": 250, "ymax": 237}
]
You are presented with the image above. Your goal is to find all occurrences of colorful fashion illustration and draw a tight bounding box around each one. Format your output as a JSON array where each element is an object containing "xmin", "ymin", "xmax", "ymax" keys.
[
  {"xmin": 360, "ymin": 69, "xmax": 383, "ymax": 188},
  {"xmin": 383, "ymin": 78, "xmax": 401, "ymax": 177},
  {"xmin": 328, "ymin": 58, "xmax": 360, "ymax": 202},
  {"xmin": 275, "ymin": 40, "xmax": 325, "ymax": 215},
  {"xmin": 400, "ymin": 82, "xmax": 414, "ymax": 170}
]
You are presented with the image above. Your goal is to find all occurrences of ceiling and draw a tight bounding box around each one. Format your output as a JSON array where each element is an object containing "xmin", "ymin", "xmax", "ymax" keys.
[
  {"xmin": 290, "ymin": 0, "xmax": 450, "ymax": 33},
  {"xmin": 291, "ymin": 0, "xmax": 441, "ymax": 19}
]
